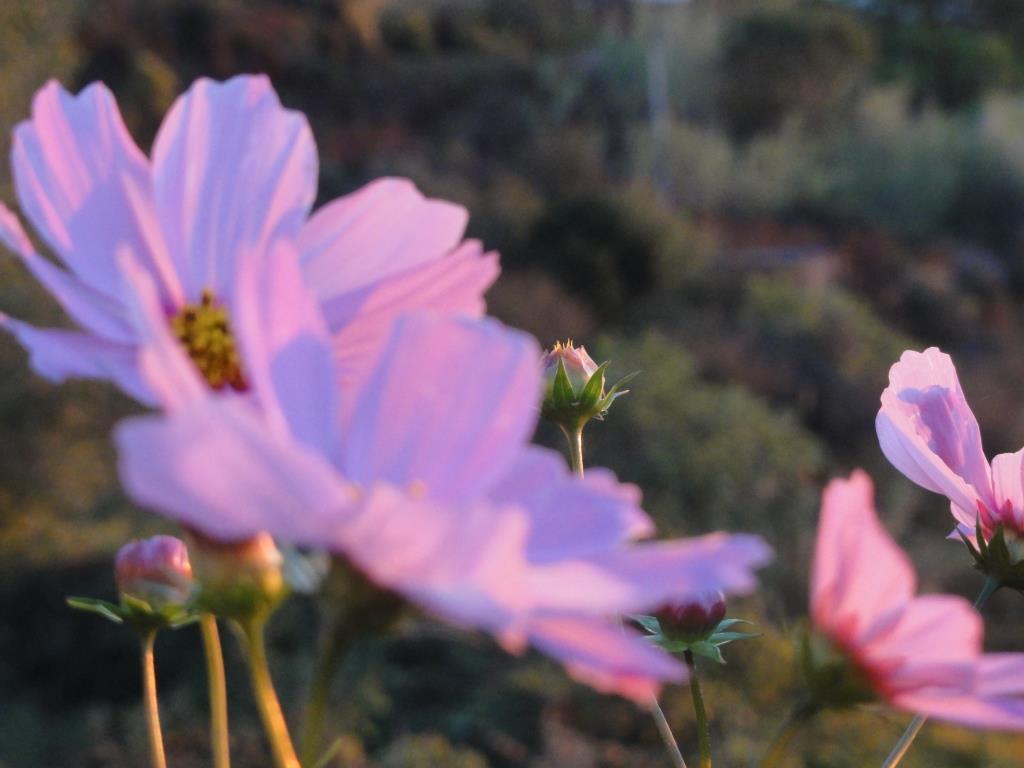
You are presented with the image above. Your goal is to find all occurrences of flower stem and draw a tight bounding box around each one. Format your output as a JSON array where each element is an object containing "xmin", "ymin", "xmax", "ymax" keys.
[
  {"xmin": 880, "ymin": 576, "xmax": 1001, "ymax": 768},
  {"xmin": 299, "ymin": 614, "xmax": 354, "ymax": 768},
  {"xmin": 201, "ymin": 614, "xmax": 231, "ymax": 768},
  {"xmin": 239, "ymin": 617, "xmax": 301, "ymax": 768},
  {"xmin": 685, "ymin": 651, "xmax": 712, "ymax": 768},
  {"xmin": 562, "ymin": 425, "xmax": 585, "ymax": 477},
  {"xmin": 560, "ymin": 423, "xmax": 688, "ymax": 767},
  {"xmin": 140, "ymin": 630, "xmax": 168, "ymax": 768},
  {"xmin": 650, "ymin": 696, "xmax": 688, "ymax": 768}
]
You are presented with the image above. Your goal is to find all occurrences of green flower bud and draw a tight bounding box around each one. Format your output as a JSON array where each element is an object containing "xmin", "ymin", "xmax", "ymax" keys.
[
  {"xmin": 540, "ymin": 340, "xmax": 635, "ymax": 432},
  {"xmin": 187, "ymin": 531, "xmax": 288, "ymax": 622}
]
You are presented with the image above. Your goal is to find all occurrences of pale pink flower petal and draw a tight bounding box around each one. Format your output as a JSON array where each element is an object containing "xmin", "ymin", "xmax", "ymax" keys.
[
  {"xmin": 991, "ymin": 450, "xmax": 1024, "ymax": 531},
  {"xmin": 486, "ymin": 445, "xmax": 654, "ymax": 562},
  {"xmin": 877, "ymin": 348, "xmax": 995, "ymax": 524},
  {"xmin": 524, "ymin": 616, "xmax": 687, "ymax": 703},
  {"xmin": 811, "ymin": 471, "xmax": 915, "ymax": 644},
  {"xmin": 299, "ymin": 177, "xmax": 469, "ymax": 297},
  {"xmin": 342, "ymin": 313, "xmax": 541, "ymax": 503},
  {"xmin": 12, "ymin": 81, "xmax": 178, "ymax": 302},
  {"xmin": 0, "ymin": 315, "xmax": 150, "ymax": 402},
  {"xmin": 151, "ymin": 75, "xmax": 317, "ymax": 300},
  {"xmin": 116, "ymin": 397, "xmax": 351, "ymax": 543}
]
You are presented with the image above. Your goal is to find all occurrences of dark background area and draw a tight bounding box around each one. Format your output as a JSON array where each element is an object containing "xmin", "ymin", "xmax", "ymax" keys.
[{"xmin": 3, "ymin": 0, "xmax": 1024, "ymax": 765}]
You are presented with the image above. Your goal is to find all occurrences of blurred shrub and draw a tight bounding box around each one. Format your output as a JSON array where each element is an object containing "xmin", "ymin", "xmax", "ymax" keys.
[
  {"xmin": 717, "ymin": 8, "xmax": 875, "ymax": 140},
  {"xmin": 880, "ymin": 25, "xmax": 1015, "ymax": 110},
  {"xmin": 378, "ymin": 733, "xmax": 487, "ymax": 768},
  {"xmin": 588, "ymin": 332, "xmax": 825, "ymax": 553},
  {"xmin": 379, "ymin": 7, "xmax": 435, "ymax": 54},
  {"xmin": 740, "ymin": 276, "xmax": 915, "ymax": 450}
]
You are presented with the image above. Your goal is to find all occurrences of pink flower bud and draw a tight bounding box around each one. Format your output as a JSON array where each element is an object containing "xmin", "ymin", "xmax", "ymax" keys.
[
  {"xmin": 115, "ymin": 535, "xmax": 193, "ymax": 610},
  {"xmin": 186, "ymin": 531, "xmax": 287, "ymax": 620},
  {"xmin": 542, "ymin": 340, "xmax": 599, "ymax": 393},
  {"xmin": 657, "ymin": 591, "xmax": 726, "ymax": 641}
]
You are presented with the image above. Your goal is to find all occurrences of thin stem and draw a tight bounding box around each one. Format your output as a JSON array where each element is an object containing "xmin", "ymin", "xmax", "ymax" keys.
[
  {"xmin": 880, "ymin": 576, "xmax": 1001, "ymax": 768},
  {"xmin": 299, "ymin": 616, "xmax": 353, "ymax": 768},
  {"xmin": 562, "ymin": 425, "xmax": 585, "ymax": 477},
  {"xmin": 141, "ymin": 631, "xmax": 168, "ymax": 768},
  {"xmin": 650, "ymin": 696, "xmax": 688, "ymax": 768},
  {"xmin": 239, "ymin": 618, "xmax": 301, "ymax": 768},
  {"xmin": 201, "ymin": 614, "xmax": 231, "ymax": 768},
  {"xmin": 685, "ymin": 651, "xmax": 711, "ymax": 768},
  {"xmin": 758, "ymin": 704, "xmax": 810, "ymax": 768}
]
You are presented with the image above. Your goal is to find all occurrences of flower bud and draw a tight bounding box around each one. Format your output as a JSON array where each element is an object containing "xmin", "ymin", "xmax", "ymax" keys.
[
  {"xmin": 656, "ymin": 591, "xmax": 726, "ymax": 642},
  {"xmin": 540, "ymin": 340, "xmax": 634, "ymax": 432},
  {"xmin": 115, "ymin": 535, "xmax": 193, "ymax": 611},
  {"xmin": 797, "ymin": 626, "xmax": 876, "ymax": 712},
  {"xmin": 187, "ymin": 531, "xmax": 287, "ymax": 621}
]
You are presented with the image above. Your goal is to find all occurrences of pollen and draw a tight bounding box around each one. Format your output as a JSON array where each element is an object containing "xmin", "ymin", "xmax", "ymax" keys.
[{"xmin": 170, "ymin": 290, "xmax": 246, "ymax": 391}]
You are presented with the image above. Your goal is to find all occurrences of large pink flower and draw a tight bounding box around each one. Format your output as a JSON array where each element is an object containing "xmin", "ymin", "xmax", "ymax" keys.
[
  {"xmin": 876, "ymin": 347, "xmax": 1023, "ymax": 538},
  {"xmin": 0, "ymin": 75, "xmax": 497, "ymax": 406},
  {"xmin": 811, "ymin": 471, "xmax": 1024, "ymax": 728},
  {"xmin": 116, "ymin": 309, "xmax": 771, "ymax": 701}
]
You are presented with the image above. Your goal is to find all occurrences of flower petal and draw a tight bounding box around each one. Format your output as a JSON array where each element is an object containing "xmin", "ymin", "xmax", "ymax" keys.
[
  {"xmin": 991, "ymin": 450, "xmax": 1024, "ymax": 530},
  {"xmin": 810, "ymin": 472, "xmax": 916, "ymax": 646},
  {"xmin": 152, "ymin": 75, "xmax": 317, "ymax": 299},
  {"xmin": 877, "ymin": 348, "xmax": 994, "ymax": 523},
  {"xmin": 299, "ymin": 177, "xmax": 469, "ymax": 297},
  {"xmin": 12, "ymin": 81, "xmax": 178, "ymax": 302},
  {"xmin": 0, "ymin": 314, "xmax": 150, "ymax": 402},
  {"xmin": 342, "ymin": 313, "xmax": 541, "ymax": 504}
]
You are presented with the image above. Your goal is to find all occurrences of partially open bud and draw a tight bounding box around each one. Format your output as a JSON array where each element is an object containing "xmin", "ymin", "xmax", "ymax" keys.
[
  {"xmin": 115, "ymin": 535, "xmax": 193, "ymax": 612},
  {"xmin": 657, "ymin": 591, "xmax": 727, "ymax": 643},
  {"xmin": 797, "ymin": 626, "xmax": 877, "ymax": 713},
  {"xmin": 187, "ymin": 531, "xmax": 287, "ymax": 621},
  {"xmin": 540, "ymin": 340, "xmax": 635, "ymax": 432}
]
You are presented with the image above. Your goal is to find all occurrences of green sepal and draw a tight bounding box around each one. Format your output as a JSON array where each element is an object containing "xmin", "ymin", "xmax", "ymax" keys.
[
  {"xmin": 629, "ymin": 614, "xmax": 662, "ymax": 634},
  {"xmin": 67, "ymin": 597, "xmax": 125, "ymax": 625},
  {"xmin": 594, "ymin": 370, "xmax": 639, "ymax": 417},
  {"xmin": 689, "ymin": 640, "xmax": 726, "ymax": 664},
  {"xmin": 579, "ymin": 361, "xmax": 610, "ymax": 407},
  {"xmin": 552, "ymin": 360, "xmax": 575, "ymax": 408},
  {"xmin": 961, "ymin": 520, "xmax": 1023, "ymax": 592}
]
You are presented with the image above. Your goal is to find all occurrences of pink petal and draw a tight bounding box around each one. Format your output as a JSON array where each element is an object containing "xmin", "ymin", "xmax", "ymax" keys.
[
  {"xmin": 877, "ymin": 348, "xmax": 994, "ymax": 524},
  {"xmin": 151, "ymin": 75, "xmax": 316, "ymax": 300},
  {"xmin": 991, "ymin": 450, "xmax": 1024, "ymax": 530},
  {"xmin": 894, "ymin": 656, "xmax": 1024, "ymax": 730},
  {"xmin": 342, "ymin": 314, "xmax": 541, "ymax": 504},
  {"xmin": 12, "ymin": 81, "xmax": 179, "ymax": 303},
  {"xmin": 486, "ymin": 445, "xmax": 654, "ymax": 562},
  {"xmin": 321, "ymin": 240, "xmax": 500, "ymax": 409},
  {"xmin": 299, "ymin": 177, "xmax": 469, "ymax": 297},
  {"xmin": 116, "ymin": 398, "xmax": 352, "ymax": 543},
  {"xmin": 117, "ymin": 249, "xmax": 205, "ymax": 410},
  {"xmin": 524, "ymin": 616, "xmax": 686, "ymax": 703},
  {"xmin": 810, "ymin": 472, "xmax": 916, "ymax": 646},
  {"xmin": 0, "ymin": 203, "xmax": 134, "ymax": 343},
  {"xmin": 232, "ymin": 240, "xmax": 337, "ymax": 458},
  {"xmin": 0, "ymin": 314, "xmax": 151, "ymax": 402}
]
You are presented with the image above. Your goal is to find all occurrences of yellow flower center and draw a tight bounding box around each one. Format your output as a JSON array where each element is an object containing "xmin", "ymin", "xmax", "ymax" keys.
[{"xmin": 170, "ymin": 290, "xmax": 246, "ymax": 391}]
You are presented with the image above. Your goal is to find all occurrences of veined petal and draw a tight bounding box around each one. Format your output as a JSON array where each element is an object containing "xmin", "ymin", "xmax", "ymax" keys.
[
  {"xmin": 0, "ymin": 202, "xmax": 135, "ymax": 343},
  {"xmin": 810, "ymin": 472, "xmax": 916, "ymax": 646},
  {"xmin": 152, "ymin": 75, "xmax": 317, "ymax": 300},
  {"xmin": 299, "ymin": 177, "xmax": 469, "ymax": 297},
  {"xmin": 487, "ymin": 445, "xmax": 653, "ymax": 562},
  {"xmin": 342, "ymin": 313, "xmax": 541, "ymax": 504},
  {"xmin": 991, "ymin": 450, "xmax": 1024, "ymax": 530},
  {"xmin": 12, "ymin": 81, "xmax": 179, "ymax": 302},
  {"xmin": 877, "ymin": 348, "xmax": 994, "ymax": 520},
  {"xmin": 0, "ymin": 315, "xmax": 151, "ymax": 403},
  {"xmin": 116, "ymin": 397, "xmax": 353, "ymax": 543}
]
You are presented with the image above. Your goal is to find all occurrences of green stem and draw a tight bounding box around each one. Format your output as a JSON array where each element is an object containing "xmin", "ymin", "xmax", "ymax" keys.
[
  {"xmin": 880, "ymin": 576, "xmax": 1001, "ymax": 768},
  {"xmin": 758, "ymin": 704, "xmax": 811, "ymax": 768},
  {"xmin": 239, "ymin": 617, "xmax": 301, "ymax": 768},
  {"xmin": 562, "ymin": 425, "xmax": 585, "ymax": 477},
  {"xmin": 685, "ymin": 651, "xmax": 712, "ymax": 768},
  {"xmin": 650, "ymin": 696, "xmax": 688, "ymax": 768},
  {"xmin": 201, "ymin": 614, "xmax": 231, "ymax": 768},
  {"xmin": 299, "ymin": 614, "xmax": 354, "ymax": 768},
  {"xmin": 141, "ymin": 631, "xmax": 168, "ymax": 768}
]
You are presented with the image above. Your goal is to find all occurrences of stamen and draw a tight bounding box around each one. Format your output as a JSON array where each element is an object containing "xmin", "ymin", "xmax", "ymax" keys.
[{"xmin": 170, "ymin": 290, "xmax": 246, "ymax": 391}]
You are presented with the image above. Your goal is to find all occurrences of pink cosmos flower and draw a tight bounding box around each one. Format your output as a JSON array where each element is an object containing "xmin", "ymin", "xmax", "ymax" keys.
[
  {"xmin": 876, "ymin": 347, "xmax": 1022, "ymax": 539},
  {"xmin": 811, "ymin": 471, "xmax": 1024, "ymax": 728},
  {"xmin": 116, "ymin": 310, "xmax": 771, "ymax": 701},
  {"xmin": 0, "ymin": 75, "xmax": 497, "ymax": 406}
]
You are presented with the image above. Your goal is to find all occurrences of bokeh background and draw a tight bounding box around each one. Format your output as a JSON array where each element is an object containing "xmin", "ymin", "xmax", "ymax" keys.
[{"xmin": 3, "ymin": 0, "xmax": 1024, "ymax": 765}]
